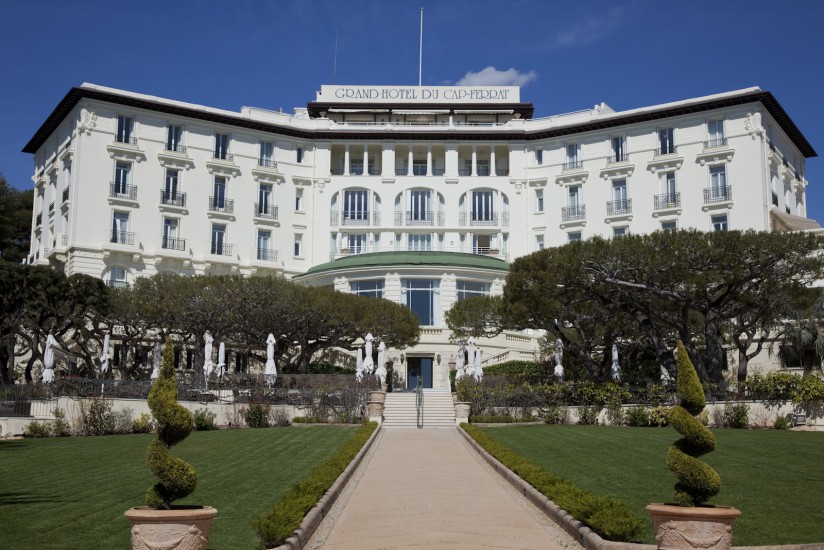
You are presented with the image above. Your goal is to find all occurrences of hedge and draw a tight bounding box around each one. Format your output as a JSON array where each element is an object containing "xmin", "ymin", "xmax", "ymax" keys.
[
  {"xmin": 461, "ymin": 424, "xmax": 643, "ymax": 542},
  {"xmin": 253, "ymin": 422, "xmax": 377, "ymax": 548}
]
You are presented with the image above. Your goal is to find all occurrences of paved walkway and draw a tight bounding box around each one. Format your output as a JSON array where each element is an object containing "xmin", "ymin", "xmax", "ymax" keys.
[{"xmin": 307, "ymin": 428, "xmax": 581, "ymax": 550}]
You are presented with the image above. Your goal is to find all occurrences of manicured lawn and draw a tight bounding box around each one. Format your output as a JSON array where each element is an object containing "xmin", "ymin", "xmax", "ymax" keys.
[
  {"xmin": 482, "ymin": 425, "xmax": 824, "ymax": 546},
  {"xmin": 0, "ymin": 426, "xmax": 359, "ymax": 549}
]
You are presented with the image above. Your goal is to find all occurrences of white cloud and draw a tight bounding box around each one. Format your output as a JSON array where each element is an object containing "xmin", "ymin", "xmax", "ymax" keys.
[
  {"xmin": 552, "ymin": 7, "xmax": 625, "ymax": 49},
  {"xmin": 455, "ymin": 66, "xmax": 538, "ymax": 87}
]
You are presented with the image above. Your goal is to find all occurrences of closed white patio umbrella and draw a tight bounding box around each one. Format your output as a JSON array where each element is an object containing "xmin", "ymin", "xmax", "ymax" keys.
[
  {"xmin": 42, "ymin": 333, "xmax": 57, "ymax": 384},
  {"xmin": 264, "ymin": 333, "xmax": 277, "ymax": 387},
  {"xmin": 203, "ymin": 331, "xmax": 213, "ymax": 388},
  {"xmin": 217, "ymin": 342, "xmax": 226, "ymax": 380}
]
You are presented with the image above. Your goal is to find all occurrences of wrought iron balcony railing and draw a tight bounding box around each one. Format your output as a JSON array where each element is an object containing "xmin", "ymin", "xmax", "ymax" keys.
[
  {"xmin": 608, "ymin": 152, "xmax": 629, "ymax": 163},
  {"xmin": 704, "ymin": 138, "xmax": 727, "ymax": 148},
  {"xmin": 654, "ymin": 193, "xmax": 681, "ymax": 210},
  {"xmin": 208, "ymin": 197, "xmax": 234, "ymax": 213},
  {"xmin": 255, "ymin": 203, "xmax": 278, "ymax": 219},
  {"xmin": 161, "ymin": 236, "xmax": 186, "ymax": 251},
  {"xmin": 257, "ymin": 158, "xmax": 278, "ymax": 168},
  {"xmin": 160, "ymin": 190, "xmax": 187, "ymax": 207},
  {"xmin": 607, "ymin": 199, "xmax": 632, "ymax": 216},
  {"xmin": 210, "ymin": 242, "xmax": 234, "ymax": 256},
  {"xmin": 256, "ymin": 248, "xmax": 278, "ymax": 262},
  {"xmin": 704, "ymin": 186, "xmax": 732, "ymax": 204},
  {"xmin": 110, "ymin": 182, "xmax": 137, "ymax": 200},
  {"xmin": 110, "ymin": 231, "xmax": 135, "ymax": 245},
  {"xmin": 563, "ymin": 160, "xmax": 583, "ymax": 170},
  {"xmin": 654, "ymin": 145, "xmax": 678, "ymax": 156},
  {"xmin": 561, "ymin": 205, "xmax": 586, "ymax": 221},
  {"xmin": 165, "ymin": 143, "xmax": 187, "ymax": 153}
]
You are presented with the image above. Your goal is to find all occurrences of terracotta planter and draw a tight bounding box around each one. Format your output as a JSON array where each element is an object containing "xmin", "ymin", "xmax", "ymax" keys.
[
  {"xmin": 124, "ymin": 506, "xmax": 218, "ymax": 550},
  {"xmin": 646, "ymin": 503, "xmax": 741, "ymax": 550},
  {"xmin": 369, "ymin": 390, "xmax": 386, "ymax": 404},
  {"xmin": 455, "ymin": 401, "xmax": 471, "ymax": 421}
]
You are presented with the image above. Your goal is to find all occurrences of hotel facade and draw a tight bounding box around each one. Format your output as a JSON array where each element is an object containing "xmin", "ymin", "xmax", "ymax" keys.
[{"xmin": 23, "ymin": 84, "xmax": 817, "ymax": 389}]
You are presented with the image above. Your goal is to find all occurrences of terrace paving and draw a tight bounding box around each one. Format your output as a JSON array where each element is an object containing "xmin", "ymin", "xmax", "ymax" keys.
[{"xmin": 308, "ymin": 428, "xmax": 581, "ymax": 550}]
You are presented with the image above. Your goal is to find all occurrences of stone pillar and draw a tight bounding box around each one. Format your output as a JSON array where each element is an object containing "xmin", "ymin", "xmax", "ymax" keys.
[
  {"xmin": 471, "ymin": 145, "xmax": 477, "ymax": 177},
  {"xmin": 427, "ymin": 145, "xmax": 432, "ymax": 176},
  {"xmin": 381, "ymin": 142, "xmax": 395, "ymax": 177},
  {"xmin": 445, "ymin": 141, "xmax": 458, "ymax": 177},
  {"xmin": 343, "ymin": 144, "xmax": 350, "ymax": 176},
  {"xmin": 407, "ymin": 147, "xmax": 414, "ymax": 176},
  {"xmin": 363, "ymin": 147, "xmax": 369, "ymax": 176},
  {"xmin": 490, "ymin": 147, "xmax": 496, "ymax": 176}
]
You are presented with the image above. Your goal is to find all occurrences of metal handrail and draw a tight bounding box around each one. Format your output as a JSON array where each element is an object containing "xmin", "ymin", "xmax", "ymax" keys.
[{"xmin": 416, "ymin": 377, "xmax": 423, "ymax": 429}]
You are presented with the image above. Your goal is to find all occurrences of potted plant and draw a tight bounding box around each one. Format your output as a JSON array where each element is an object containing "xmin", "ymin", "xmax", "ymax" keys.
[
  {"xmin": 646, "ymin": 342, "xmax": 740, "ymax": 550},
  {"xmin": 124, "ymin": 338, "xmax": 217, "ymax": 550}
]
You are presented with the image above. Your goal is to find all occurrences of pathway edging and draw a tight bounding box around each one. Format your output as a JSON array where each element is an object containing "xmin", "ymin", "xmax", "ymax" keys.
[
  {"xmin": 457, "ymin": 425, "xmax": 822, "ymax": 550},
  {"xmin": 271, "ymin": 425, "xmax": 382, "ymax": 550}
]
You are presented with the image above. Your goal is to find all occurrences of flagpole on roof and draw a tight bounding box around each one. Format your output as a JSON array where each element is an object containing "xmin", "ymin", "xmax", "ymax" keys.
[{"xmin": 418, "ymin": 7, "xmax": 423, "ymax": 86}]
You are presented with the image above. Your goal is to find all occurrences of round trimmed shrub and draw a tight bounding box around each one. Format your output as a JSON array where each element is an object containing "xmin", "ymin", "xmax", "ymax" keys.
[
  {"xmin": 666, "ymin": 342, "xmax": 721, "ymax": 506},
  {"xmin": 145, "ymin": 338, "xmax": 197, "ymax": 509}
]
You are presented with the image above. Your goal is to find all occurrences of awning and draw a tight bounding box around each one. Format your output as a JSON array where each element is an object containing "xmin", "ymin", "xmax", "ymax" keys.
[
  {"xmin": 391, "ymin": 109, "xmax": 450, "ymax": 115},
  {"xmin": 770, "ymin": 209, "xmax": 821, "ymax": 232}
]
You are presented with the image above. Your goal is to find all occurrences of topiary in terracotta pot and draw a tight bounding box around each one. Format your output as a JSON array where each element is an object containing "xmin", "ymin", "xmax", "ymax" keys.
[
  {"xmin": 124, "ymin": 338, "xmax": 216, "ymax": 550},
  {"xmin": 646, "ymin": 341, "xmax": 739, "ymax": 550}
]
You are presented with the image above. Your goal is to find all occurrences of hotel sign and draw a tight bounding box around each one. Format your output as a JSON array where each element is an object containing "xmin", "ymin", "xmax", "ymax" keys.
[{"xmin": 317, "ymin": 85, "xmax": 520, "ymax": 104}]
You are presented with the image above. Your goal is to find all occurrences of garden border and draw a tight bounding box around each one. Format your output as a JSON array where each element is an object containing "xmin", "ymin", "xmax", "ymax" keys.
[
  {"xmin": 458, "ymin": 425, "xmax": 822, "ymax": 550},
  {"xmin": 270, "ymin": 424, "xmax": 381, "ymax": 550}
]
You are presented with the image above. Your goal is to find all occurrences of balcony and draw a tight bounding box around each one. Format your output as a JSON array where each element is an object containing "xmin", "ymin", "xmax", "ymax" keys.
[
  {"xmin": 106, "ymin": 280, "xmax": 129, "ymax": 289},
  {"xmin": 207, "ymin": 197, "xmax": 235, "ymax": 220},
  {"xmin": 160, "ymin": 190, "xmax": 187, "ymax": 207},
  {"xmin": 161, "ymin": 236, "xmax": 186, "ymax": 251},
  {"xmin": 606, "ymin": 199, "xmax": 632, "ymax": 217},
  {"xmin": 395, "ymin": 211, "xmax": 444, "ymax": 226},
  {"xmin": 654, "ymin": 146, "xmax": 678, "ymax": 156},
  {"xmin": 165, "ymin": 144, "xmax": 187, "ymax": 153},
  {"xmin": 703, "ymin": 186, "xmax": 733, "ymax": 211},
  {"xmin": 206, "ymin": 153, "xmax": 240, "ymax": 178},
  {"xmin": 115, "ymin": 136, "xmax": 137, "ymax": 145},
  {"xmin": 653, "ymin": 193, "xmax": 681, "ymax": 217},
  {"xmin": 495, "ymin": 167, "xmax": 509, "ymax": 176},
  {"xmin": 647, "ymin": 147, "xmax": 683, "ymax": 174},
  {"xmin": 608, "ymin": 152, "xmax": 629, "ymax": 164},
  {"xmin": 110, "ymin": 231, "xmax": 135, "ymax": 245},
  {"xmin": 329, "ymin": 245, "xmax": 508, "ymax": 262},
  {"xmin": 704, "ymin": 138, "xmax": 727, "ymax": 149},
  {"xmin": 432, "ymin": 167, "xmax": 445, "ymax": 176},
  {"xmin": 251, "ymin": 158, "xmax": 284, "ymax": 185},
  {"xmin": 107, "ymin": 136, "xmax": 145, "ymax": 163},
  {"xmin": 157, "ymin": 144, "xmax": 193, "ymax": 170},
  {"xmin": 214, "ymin": 152, "xmax": 233, "ymax": 162},
  {"xmin": 256, "ymin": 248, "xmax": 278, "ymax": 262},
  {"xmin": 563, "ymin": 160, "xmax": 583, "ymax": 171},
  {"xmin": 209, "ymin": 242, "xmax": 234, "ymax": 256},
  {"xmin": 257, "ymin": 158, "xmax": 277, "ymax": 168},
  {"xmin": 459, "ymin": 212, "xmax": 510, "ymax": 227},
  {"xmin": 458, "ymin": 167, "xmax": 471, "ymax": 176},
  {"xmin": 561, "ymin": 205, "xmax": 586, "ymax": 222},
  {"xmin": 109, "ymin": 183, "xmax": 139, "ymax": 206},
  {"xmin": 600, "ymin": 153, "xmax": 634, "ymax": 180},
  {"xmin": 254, "ymin": 203, "xmax": 279, "ymax": 220}
]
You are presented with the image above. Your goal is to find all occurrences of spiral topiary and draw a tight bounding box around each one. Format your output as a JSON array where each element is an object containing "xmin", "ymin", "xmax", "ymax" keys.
[
  {"xmin": 145, "ymin": 338, "xmax": 197, "ymax": 509},
  {"xmin": 666, "ymin": 341, "xmax": 721, "ymax": 506}
]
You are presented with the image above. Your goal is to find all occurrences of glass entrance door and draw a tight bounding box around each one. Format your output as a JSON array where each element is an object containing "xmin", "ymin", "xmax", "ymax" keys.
[{"xmin": 406, "ymin": 357, "xmax": 433, "ymax": 390}]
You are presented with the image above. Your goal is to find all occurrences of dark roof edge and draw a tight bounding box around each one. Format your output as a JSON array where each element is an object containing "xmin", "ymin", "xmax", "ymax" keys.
[
  {"xmin": 22, "ymin": 87, "xmax": 817, "ymax": 158},
  {"xmin": 306, "ymin": 101, "xmax": 535, "ymax": 118}
]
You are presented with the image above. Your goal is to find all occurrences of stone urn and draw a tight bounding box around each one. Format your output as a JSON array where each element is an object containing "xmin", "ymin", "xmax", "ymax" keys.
[
  {"xmin": 452, "ymin": 392, "xmax": 458, "ymax": 404},
  {"xmin": 646, "ymin": 503, "xmax": 741, "ymax": 550},
  {"xmin": 454, "ymin": 401, "xmax": 471, "ymax": 423},
  {"xmin": 369, "ymin": 390, "xmax": 386, "ymax": 404},
  {"xmin": 367, "ymin": 400, "xmax": 384, "ymax": 422},
  {"xmin": 124, "ymin": 506, "xmax": 218, "ymax": 550}
]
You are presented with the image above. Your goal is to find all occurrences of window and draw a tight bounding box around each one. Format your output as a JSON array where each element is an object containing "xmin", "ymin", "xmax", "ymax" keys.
[
  {"xmin": 116, "ymin": 115, "xmax": 134, "ymax": 143},
  {"xmin": 612, "ymin": 179, "xmax": 628, "ymax": 213},
  {"xmin": 162, "ymin": 218, "xmax": 179, "ymax": 249},
  {"xmin": 661, "ymin": 220, "xmax": 677, "ymax": 232},
  {"xmin": 611, "ymin": 136, "xmax": 626, "ymax": 162},
  {"xmin": 346, "ymin": 233, "xmax": 368, "ymax": 253},
  {"xmin": 658, "ymin": 128, "xmax": 675, "ymax": 154},
  {"xmin": 166, "ymin": 125, "xmax": 183, "ymax": 152},
  {"xmin": 351, "ymin": 279, "xmax": 384, "ymax": 298},
  {"xmin": 613, "ymin": 226, "xmax": 628, "ymax": 238},
  {"xmin": 344, "ymin": 190, "xmax": 369, "ymax": 222},
  {"xmin": 707, "ymin": 119, "xmax": 725, "ymax": 147},
  {"xmin": 536, "ymin": 234, "xmax": 545, "ymax": 251},
  {"xmin": 408, "ymin": 233, "xmax": 432, "ymax": 251},
  {"xmin": 350, "ymin": 159, "xmax": 364, "ymax": 175},
  {"xmin": 536, "ymin": 188, "xmax": 544, "ymax": 212},
  {"xmin": 234, "ymin": 352, "xmax": 248, "ymax": 373},
  {"xmin": 259, "ymin": 141, "xmax": 274, "ymax": 166},
  {"xmin": 412, "ymin": 159, "xmax": 427, "ymax": 176},
  {"xmin": 164, "ymin": 169, "xmax": 180, "ymax": 203},
  {"xmin": 568, "ymin": 232, "xmax": 582, "ymax": 242},
  {"xmin": 257, "ymin": 230, "xmax": 272, "ymax": 260},
  {"xmin": 712, "ymin": 214, "xmax": 728, "ymax": 232},
  {"xmin": 568, "ymin": 185, "xmax": 581, "ymax": 207},
  {"xmin": 113, "ymin": 162, "xmax": 131, "ymax": 195},
  {"xmin": 296, "ymin": 147, "xmax": 304, "ymax": 163},
  {"xmin": 294, "ymin": 233, "xmax": 303, "ymax": 257},
  {"xmin": 212, "ymin": 177, "xmax": 227, "ymax": 210},
  {"xmin": 565, "ymin": 144, "xmax": 580, "ymax": 168},
  {"xmin": 476, "ymin": 159, "xmax": 490, "ymax": 176},
  {"xmin": 211, "ymin": 224, "xmax": 226, "ymax": 255},
  {"xmin": 214, "ymin": 133, "xmax": 229, "ymax": 160},
  {"xmin": 709, "ymin": 165, "xmax": 728, "ymax": 200},
  {"xmin": 258, "ymin": 184, "xmax": 273, "ymax": 216},
  {"xmin": 457, "ymin": 280, "xmax": 490, "ymax": 301},
  {"xmin": 111, "ymin": 212, "xmax": 129, "ymax": 244},
  {"xmin": 408, "ymin": 190, "xmax": 432, "ymax": 222},
  {"xmin": 295, "ymin": 188, "xmax": 304, "ymax": 211},
  {"xmin": 402, "ymin": 279, "xmax": 440, "ymax": 326},
  {"xmin": 471, "ymin": 190, "xmax": 494, "ymax": 222},
  {"xmin": 108, "ymin": 266, "xmax": 127, "ymax": 288},
  {"xmin": 535, "ymin": 148, "xmax": 543, "ymax": 165}
]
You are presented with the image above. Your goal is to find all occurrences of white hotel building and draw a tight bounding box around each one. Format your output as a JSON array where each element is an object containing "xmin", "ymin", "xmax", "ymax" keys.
[{"xmin": 23, "ymin": 84, "xmax": 818, "ymax": 389}]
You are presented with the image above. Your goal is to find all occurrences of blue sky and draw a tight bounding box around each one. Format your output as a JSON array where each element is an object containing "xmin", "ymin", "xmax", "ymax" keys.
[{"xmin": 3, "ymin": 0, "xmax": 823, "ymax": 221}]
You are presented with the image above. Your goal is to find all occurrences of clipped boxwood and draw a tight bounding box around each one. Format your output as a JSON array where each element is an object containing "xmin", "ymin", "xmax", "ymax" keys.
[
  {"xmin": 253, "ymin": 422, "xmax": 377, "ymax": 548},
  {"xmin": 462, "ymin": 423, "xmax": 643, "ymax": 541},
  {"xmin": 482, "ymin": 360, "xmax": 553, "ymax": 383}
]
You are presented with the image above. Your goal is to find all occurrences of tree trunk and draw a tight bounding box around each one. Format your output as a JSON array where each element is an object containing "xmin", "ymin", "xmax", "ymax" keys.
[
  {"xmin": 703, "ymin": 315, "xmax": 726, "ymax": 386},
  {"xmin": 634, "ymin": 313, "xmax": 677, "ymax": 377},
  {"xmin": 0, "ymin": 345, "xmax": 14, "ymax": 385},
  {"xmin": 24, "ymin": 333, "xmax": 40, "ymax": 383}
]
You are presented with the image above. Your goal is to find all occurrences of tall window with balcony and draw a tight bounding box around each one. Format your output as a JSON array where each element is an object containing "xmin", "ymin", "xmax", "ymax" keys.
[
  {"xmin": 658, "ymin": 128, "xmax": 675, "ymax": 155},
  {"xmin": 259, "ymin": 141, "xmax": 275, "ymax": 166},
  {"xmin": 212, "ymin": 177, "xmax": 230, "ymax": 212},
  {"xmin": 343, "ymin": 190, "xmax": 369, "ymax": 224},
  {"xmin": 707, "ymin": 120, "xmax": 725, "ymax": 147},
  {"xmin": 257, "ymin": 230, "xmax": 274, "ymax": 261},
  {"xmin": 211, "ymin": 224, "xmax": 227, "ymax": 255},
  {"xmin": 407, "ymin": 189, "xmax": 432, "ymax": 225},
  {"xmin": 351, "ymin": 280, "xmax": 384, "ymax": 298},
  {"xmin": 610, "ymin": 179, "xmax": 630, "ymax": 214},
  {"xmin": 214, "ymin": 133, "xmax": 229, "ymax": 160},
  {"xmin": 162, "ymin": 218, "xmax": 182, "ymax": 250},
  {"xmin": 611, "ymin": 136, "xmax": 627, "ymax": 162},
  {"xmin": 346, "ymin": 233, "xmax": 368, "ymax": 253},
  {"xmin": 402, "ymin": 279, "xmax": 439, "ymax": 326},
  {"xmin": 707, "ymin": 165, "xmax": 728, "ymax": 202},
  {"xmin": 111, "ymin": 212, "xmax": 130, "ymax": 244},
  {"xmin": 166, "ymin": 125, "xmax": 183, "ymax": 152},
  {"xmin": 471, "ymin": 190, "xmax": 495, "ymax": 224},
  {"xmin": 413, "ymin": 159, "xmax": 427, "ymax": 176},
  {"xmin": 408, "ymin": 234, "xmax": 432, "ymax": 251},
  {"xmin": 108, "ymin": 267, "xmax": 127, "ymax": 288},
  {"xmin": 113, "ymin": 162, "xmax": 132, "ymax": 198},
  {"xmin": 565, "ymin": 144, "xmax": 580, "ymax": 169},
  {"xmin": 116, "ymin": 115, "xmax": 134, "ymax": 144},
  {"xmin": 657, "ymin": 172, "xmax": 678, "ymax": 209},
  {"xmin": 163, "ymin": 169, "xmax": 183, "ymax": 206},
  {"xmin": 257, "ymin": 184, "xmax": 274, "ymax": 218},
  {"xmin": 457, "ymin": 281, "xmax": 490, "ymax": 301},
  {"xmin": 564, "ymin": 186, "xmax": 584, "ymax": 220},
  {"xmin": 476, "ymin": 159, "xmax": 490, "ymax": 176}
]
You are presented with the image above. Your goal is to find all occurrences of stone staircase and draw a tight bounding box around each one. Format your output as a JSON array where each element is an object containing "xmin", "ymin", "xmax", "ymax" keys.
[{"xmin": 382, "ymin": 389, "xmax": 456, "ymax": 428}]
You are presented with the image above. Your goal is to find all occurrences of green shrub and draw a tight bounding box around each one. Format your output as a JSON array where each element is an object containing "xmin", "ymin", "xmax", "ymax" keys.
[
  {"xmin": 254, "ymin": 422, "xmax": 378, "ymax": 548},
  {"xmin": 241, "ymin": 403, "xmax": 270, "ymax": 428},
  {"xmin": 462, "ymin": 424, "xmax": 643, "ymax": 541},
  {"xmin": 193, "ymin": 408, "xmax": 218, "ymax": 431},
  {"xmin": 482, "ymin": 360, "xmax": 553, "ymax": 383},
  {"xmin": 605, "ymin": 400, "xmax": 625, "ymax": 426},
  {"xmin": 132, "ymin": 413, "xmax": 153, "ymax": 434},
  {"xmin": 51, "ymin": 408, "xmax": 71, "ymax": 437},
  {"xmin": 470, "ymin": 414, "xmax": 532, "ymax": 424},
  {"xmin": 540, "ymin": 405, "xmax": 570, "ymax": 424},
  {"xmin": 307, "ymin": 362, "xmax": 355, "ymax": 374},
  {"xmin": 773, "ymin": 415, "xmax": 789, "ymax": 430},
  {"xmin": 665, "ymin": 341, "xmax": 721, "ymax": 506},
  {"xmin": 78, "ymin": 398, "xmax": 115, "ymax": 435},
  {"xmin": 577, "ymin": 405, "xmax": 600, "ymax": 425},
  {"xmin": 145, "ymin": 337, "xmax": 197, "ymax": 510},
  {"xmin": 270, "ymin": 407, "xmax": 291, "ymax": 427},
  {"xmin": 626, "ymin": 407, "xmax": 650, "ymax": 427},
  {"xmin": 649, "ymin": 406, "xmax": 671, "ymax": 427},
  {"xmin": 722, "ymin": 402, "xmax": 749, "ymax": 429},
  {"xmin": 111, "ymin": 407, "xmax": 134, "ymax": 434},
  {"xmin": 24, "ymin": 420, "xmax": 51, "ymax": 438},
  {"xmin": 792, "ymin": 374, "xmax": 824, "ymax": 404},
  {"xmin": 291, "ymin": 416, "xmax": 317, "ymax": 424}
]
